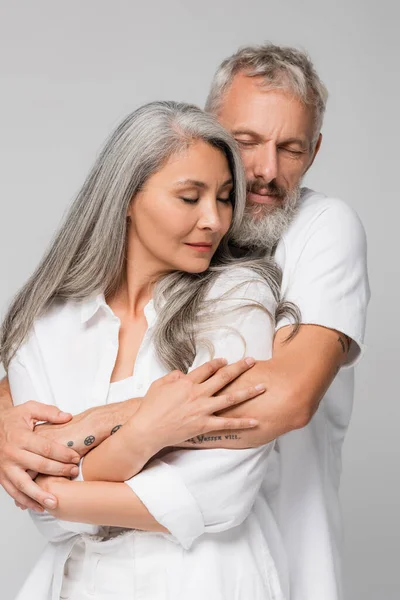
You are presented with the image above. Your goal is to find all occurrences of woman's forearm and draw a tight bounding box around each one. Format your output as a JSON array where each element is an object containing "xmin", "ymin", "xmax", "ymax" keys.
[
  {"xmin": 82, "ymin": 421, "xmax": 157, "ymax": 482},
  {"xmin": 46, "ymin": 478, "xmax": 167, "ymax": 532}
]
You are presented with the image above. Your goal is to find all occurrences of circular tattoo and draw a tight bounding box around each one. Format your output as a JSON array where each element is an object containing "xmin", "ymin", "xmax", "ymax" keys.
[
  {"xmin": 67, "ymin": 441, "xmax": 74, "ymax": 447},
  {"xmin": 111, "ymin": 425, "xmax": 122, "ymax": 435},
  {"xmin": 84, "ymin": 435, "xmax": 95, "ymax": 446}
]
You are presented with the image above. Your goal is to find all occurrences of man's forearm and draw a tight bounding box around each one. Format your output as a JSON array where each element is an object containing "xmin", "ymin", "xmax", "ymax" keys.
[{"xmin": 0, "ymin": 377, "xmax": 12, "ymax": 411}]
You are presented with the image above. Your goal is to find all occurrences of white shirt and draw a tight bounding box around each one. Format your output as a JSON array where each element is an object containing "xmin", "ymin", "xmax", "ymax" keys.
[
  {"xmin": 265, "ymin": 188, "xmax": 370, "ymax": 600},
  {"xmin": 8, "ymin": 268, "xmax": 287, "ymax": 600}
]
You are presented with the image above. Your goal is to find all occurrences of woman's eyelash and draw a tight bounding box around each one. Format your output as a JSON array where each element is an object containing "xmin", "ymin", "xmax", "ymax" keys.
[{"xmin": 180, "ymin": 197, "xmax": 199, "ymax": 204}]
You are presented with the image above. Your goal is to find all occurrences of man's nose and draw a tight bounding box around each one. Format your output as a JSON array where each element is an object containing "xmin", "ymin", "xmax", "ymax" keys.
[{"xmin": 253, "ymin": 143, "xmax": 278, "ymax": 183}]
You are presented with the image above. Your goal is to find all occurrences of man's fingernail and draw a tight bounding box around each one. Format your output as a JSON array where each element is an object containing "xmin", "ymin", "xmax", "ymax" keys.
[
  {"xmin": 71, "ymin": 466, "xmax": 79, "ymax": 476},
  {"xmin": 255, "ymin": 384, "xmax": 265, "ymax": 391},
  {"xmin": 59, "ymin": 412, "xmax": 71, "ymax": 418},
  {"xmin": 245, "ymin": 357, "xmax": 255, "ymax": 366},
  {"xmin": 249, "ymin": 419, "xmax": 259, "ymax": 426},
  {"xmin": 72, "ymin": 456, "xmax": 81, "ymax": 464},
  {"xmin": 43, "ymin": 498, "xmax": 57, "ymax": 509}
]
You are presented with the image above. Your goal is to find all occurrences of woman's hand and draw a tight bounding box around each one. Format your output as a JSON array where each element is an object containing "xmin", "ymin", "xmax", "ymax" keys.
[
  {"xmin": 81, "ymin": 357, "xmax": 265, "ymax": 483},
  {"xmin": 124, "ymin": 357, "xmax": 265, "ymax": 458}
]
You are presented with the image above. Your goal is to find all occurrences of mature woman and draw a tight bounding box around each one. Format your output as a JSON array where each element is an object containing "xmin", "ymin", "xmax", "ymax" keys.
[{"xmin": 1, "ymin": 101, "xmax": 293, "ymax": 600}]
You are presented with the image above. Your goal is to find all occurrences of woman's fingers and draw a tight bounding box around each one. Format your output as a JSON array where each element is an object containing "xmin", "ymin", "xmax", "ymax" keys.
[
  {"xmin": 208, "ymin": 415, "xmax": 259, "ymax": 431},
  {"xmin": 207, "ymin": 384, "xmax": 265, "ymax": 415},
  {"xmin": 186, "ymin": 358, "xmax": 228, "ymax": 384},
  {"xmin": 198, "ymin": 357, "xmax": 256, "ymax": 396}
]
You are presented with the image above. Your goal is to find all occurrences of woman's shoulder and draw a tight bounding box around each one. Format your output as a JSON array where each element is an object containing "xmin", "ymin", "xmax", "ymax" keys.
[
  {"xmin": 13, "ymin": 298, "xmax": 87, "ymax": 363},
  {"xmin": 206, "ymin": 266, "xmax": 276, "ymax": 308}
]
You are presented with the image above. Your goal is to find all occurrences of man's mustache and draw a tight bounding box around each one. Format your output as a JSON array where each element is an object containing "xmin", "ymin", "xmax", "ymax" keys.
[{"xmin": 247, "ymin": 180, "xmax": 287, "ymax": 198}]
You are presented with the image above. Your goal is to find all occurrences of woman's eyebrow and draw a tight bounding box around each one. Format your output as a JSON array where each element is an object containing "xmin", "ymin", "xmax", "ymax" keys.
[{"xmin": 175, "ymin": 178, "xmax": 233, "ymax": 189}]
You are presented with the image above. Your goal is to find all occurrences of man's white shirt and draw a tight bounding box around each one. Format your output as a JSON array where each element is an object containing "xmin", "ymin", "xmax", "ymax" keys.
[{"xmin": 265, "ymin": 187, "xmax": 370, "ymax": 600}]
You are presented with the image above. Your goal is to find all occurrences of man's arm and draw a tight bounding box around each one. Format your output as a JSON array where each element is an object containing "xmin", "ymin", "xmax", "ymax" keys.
[
  {"xmin": 178, "ymin": 323, "xmax": 350, "ymax": 448},
  {"xmin": 0, "ymin": 376, "xmax": 80, "ymax": 511}
]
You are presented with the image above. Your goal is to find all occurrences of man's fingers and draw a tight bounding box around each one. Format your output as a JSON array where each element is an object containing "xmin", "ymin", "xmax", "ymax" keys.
[
  {"xmin": 2, "ymin": 477, "xmax": 45, "ymax": 512},
  {"xmin": 24, "ymin": 400, "xmax": 72, "ymax": 425},
  {"xmin": 23, "ymin": 432, "xmax": 80, "ymax": 465},
  {"xmin": 186, "ymin": 358, "xmax": 228, "ymax": 384},
  {"xmin": 199, "ymin": 357, "xmax": 256, "ymax": 396},
  {"xmin": 16, "ymin": 449, "xmax": 79, "ymax": 479},
  {"xmin": 8, "ymin": 468, "xmax": 58, "ymax": 510},
  {"xmin": 208, "ymin": 384, "xmax": 265, "ymax": 414}
]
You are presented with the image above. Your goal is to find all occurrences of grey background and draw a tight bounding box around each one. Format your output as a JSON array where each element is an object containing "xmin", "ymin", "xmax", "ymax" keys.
[{"xmin": 0, "ymin": 1, "xmax": 398, "ymax": 598}]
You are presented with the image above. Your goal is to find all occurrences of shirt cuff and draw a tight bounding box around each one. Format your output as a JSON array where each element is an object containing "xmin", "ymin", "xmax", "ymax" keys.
[{"xmin": 125, "ymin": 459, "xmax": 205, "ymax": 549}]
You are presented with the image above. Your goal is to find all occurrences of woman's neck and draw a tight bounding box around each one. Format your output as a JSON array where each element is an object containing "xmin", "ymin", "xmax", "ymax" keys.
[{"xmin": 108, "ymin": 243, "xmax": 169, "ymax": 318}]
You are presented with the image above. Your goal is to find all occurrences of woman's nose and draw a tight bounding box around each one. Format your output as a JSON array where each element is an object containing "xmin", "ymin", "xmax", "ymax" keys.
[{"xmin": 197, "ymin": 200, "xmax": 222, "ymax": 231}]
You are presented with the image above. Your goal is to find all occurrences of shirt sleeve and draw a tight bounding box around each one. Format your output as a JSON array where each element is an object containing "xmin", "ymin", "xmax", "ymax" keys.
[
  {"xmin": 7, "ymin": 352, "xmax": 101, "ymax": 542},
  {"xmin": 125, "ymin": 272, "xmax": 276, "ymax": 549},
  {"xmin": 277, "ymin": 199, "xmax": 370, "ymax": 366}
]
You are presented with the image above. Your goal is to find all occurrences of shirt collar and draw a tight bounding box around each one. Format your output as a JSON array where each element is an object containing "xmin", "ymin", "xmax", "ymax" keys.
[
  {"xmin": 80, "ymin": 294, "xmax": 108, "ymax": 324},
  {"xmin": 80, "ymin": 293, "xmax": 157, "ymax": 328}
]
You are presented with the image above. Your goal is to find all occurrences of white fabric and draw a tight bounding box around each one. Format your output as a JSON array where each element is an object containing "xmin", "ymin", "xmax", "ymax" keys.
[
  {"xmin": 264, "ymin": 188, "xmax": 370, "ymax": 600},
  {"xmin": 8, "ymin": 268, "xmax": 286, "ymax": 600}
]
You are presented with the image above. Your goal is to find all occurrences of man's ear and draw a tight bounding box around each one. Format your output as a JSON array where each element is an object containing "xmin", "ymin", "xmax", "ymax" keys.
[
  {"xmin": 310, "ymin": 133, "xmax": 322, "ymax": 168},
  {"xmin": 303, "ymin": 133, "xmax": 322, "ymax": 177}
]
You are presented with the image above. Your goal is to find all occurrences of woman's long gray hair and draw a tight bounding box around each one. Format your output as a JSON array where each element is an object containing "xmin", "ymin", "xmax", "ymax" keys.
[{"xmin": 1, "ymin": 101, "xmax": 297, "ymax": 371}]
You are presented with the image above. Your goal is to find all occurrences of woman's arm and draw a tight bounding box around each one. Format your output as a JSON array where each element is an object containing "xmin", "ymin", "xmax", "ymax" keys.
[
  {"xmin": 37, "ymin": 475, "xmax": 167, "ymax": 533},
  {"xmin": 49, "ymin": 274, "xmax": 277, "ymax": 549}
]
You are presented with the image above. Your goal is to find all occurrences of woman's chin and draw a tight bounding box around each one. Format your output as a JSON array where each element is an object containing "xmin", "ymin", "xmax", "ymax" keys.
[{"xmin": 179, "ymin": 261, "xmax": 211, "ymax": 274}]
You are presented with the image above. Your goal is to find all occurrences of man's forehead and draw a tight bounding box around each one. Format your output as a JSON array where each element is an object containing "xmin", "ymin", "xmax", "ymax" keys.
[{"xmin": 218, "ymin": 74, "xmax": 315, "ymax": 141}]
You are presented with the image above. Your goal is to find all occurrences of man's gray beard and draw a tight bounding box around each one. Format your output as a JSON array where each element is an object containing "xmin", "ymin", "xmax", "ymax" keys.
[{"xmin": 232, "ymin": 186, "xmax": 301, "ymax": 251}]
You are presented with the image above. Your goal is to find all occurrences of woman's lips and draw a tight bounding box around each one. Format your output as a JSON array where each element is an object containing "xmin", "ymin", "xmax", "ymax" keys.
[{"xmin": 185, "ymin": 243, "xmax": 213, "ymax": 253}]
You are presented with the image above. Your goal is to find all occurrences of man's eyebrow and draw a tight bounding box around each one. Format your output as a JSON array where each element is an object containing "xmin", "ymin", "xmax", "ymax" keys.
[
  {"xmin": 279, "ymin": 137, "xmax": 308, "ymax": 149},
  {"xmin": 231, "ymin": 129, "xmax": 262, "ymax": 139},
  {"xmin": 175, "ymin": 178, "xmax": 233, "ymax": 189}
]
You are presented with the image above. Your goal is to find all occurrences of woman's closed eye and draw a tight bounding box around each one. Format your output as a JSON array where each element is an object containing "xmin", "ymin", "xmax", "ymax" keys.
[{"xmin": 180, "ymin": 195, "xmax": 232, "ymax": 205}]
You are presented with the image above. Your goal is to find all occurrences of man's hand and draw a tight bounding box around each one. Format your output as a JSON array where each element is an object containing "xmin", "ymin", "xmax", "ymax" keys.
[{"xmin": 0, "ymin": 400, "xmax": 80, "ymax": 511}]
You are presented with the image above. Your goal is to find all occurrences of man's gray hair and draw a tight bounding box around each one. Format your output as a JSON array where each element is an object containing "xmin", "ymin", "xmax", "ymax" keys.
[{"xmin": 205, "ymin": 43, "xmax": 329, "ymax": 145}]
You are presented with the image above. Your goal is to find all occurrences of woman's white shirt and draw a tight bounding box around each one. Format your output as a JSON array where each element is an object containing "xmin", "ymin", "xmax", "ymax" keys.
[{"xmin": 8, "ymin": 268, "xmax": 287, "ymax": 600}]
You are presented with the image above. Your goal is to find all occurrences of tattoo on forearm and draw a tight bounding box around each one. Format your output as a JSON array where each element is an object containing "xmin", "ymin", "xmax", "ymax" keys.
[
  {"xmin": 186, "ymin": 433, "xmax": 241, "ymax": 445},
  {"xmin": 338, "ymin": 334, "xmax": 352, "ymax": 354},
  {"xmin": 84, "ymin": 435, "xmax": 95, "ymax": 446},
  {"xmin": 67, "ymin": 441, "xmax": 74, "ymax": 447},
  {"xmin": 111, "ymin": 424, "xmax": 122, "ymax": 435}
]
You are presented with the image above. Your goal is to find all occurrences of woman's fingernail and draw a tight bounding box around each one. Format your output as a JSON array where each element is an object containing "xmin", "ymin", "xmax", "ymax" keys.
[
  {"xmin": 249, "ymin": 419, "xmax": 259, "ymax": 426},
  {"xmin": 255, "ymin": 384, "xmax": 265, "ymax": 391},
  {"xmin": 43, "ymin": 498, "xmax": 57, "ymax": 509},
  {"xmin": 245, "ymin": 357, "xmax": 255, "ymax": 366},
  {"xmin": 71, "ymin": 466, "xmax": 79, "ymax": 476}
]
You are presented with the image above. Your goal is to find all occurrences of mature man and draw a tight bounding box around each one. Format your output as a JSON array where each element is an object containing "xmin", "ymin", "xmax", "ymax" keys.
[{"xmin": 0, "ymin": 44, "xmax": 369, "ymax": 599}]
